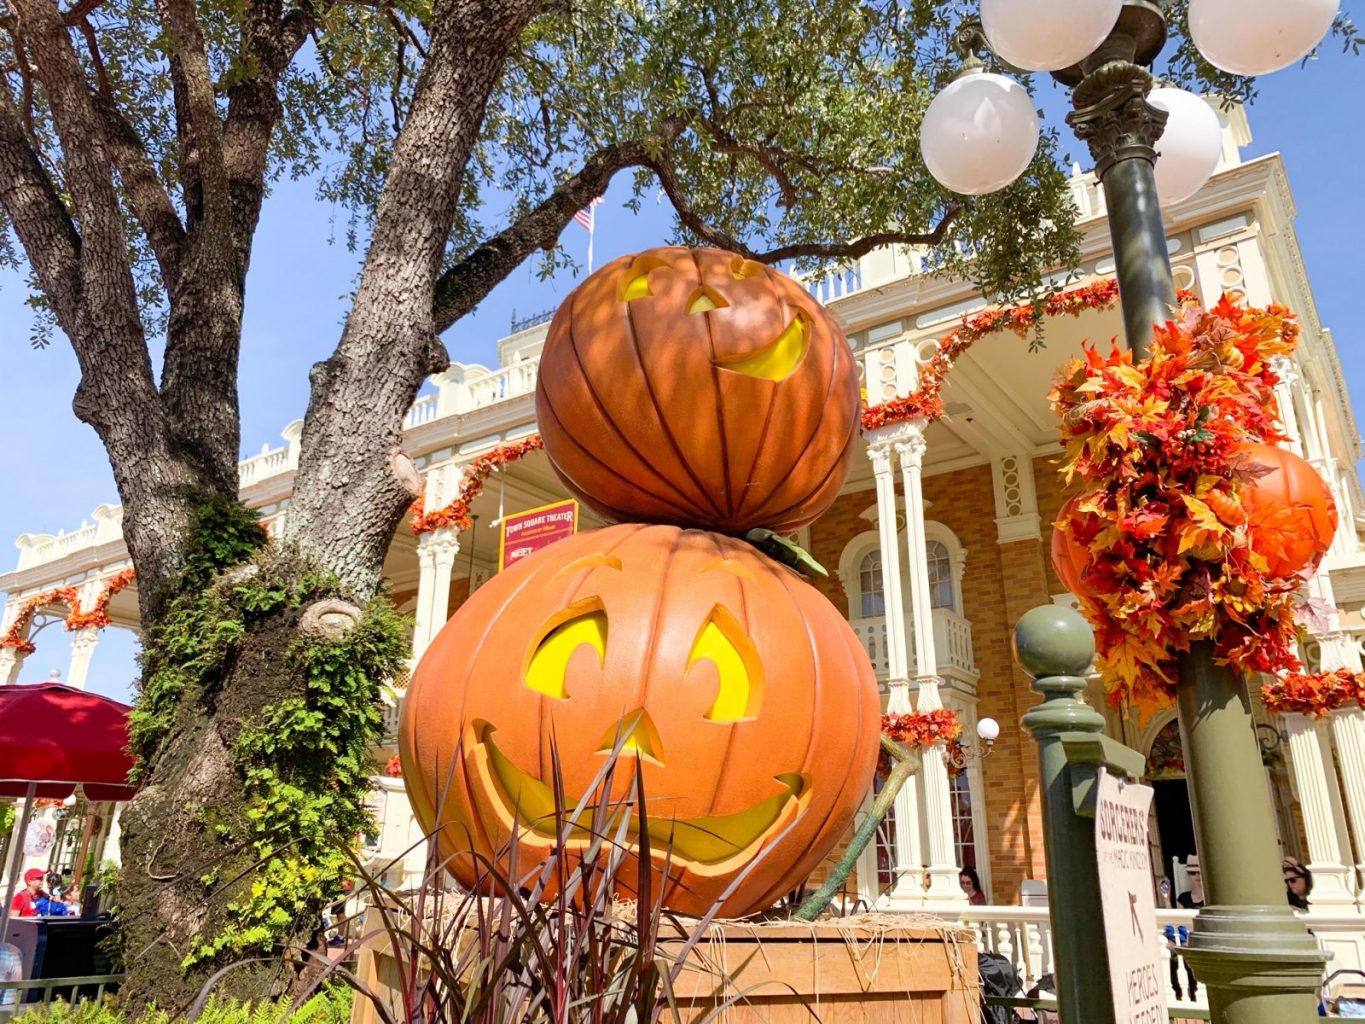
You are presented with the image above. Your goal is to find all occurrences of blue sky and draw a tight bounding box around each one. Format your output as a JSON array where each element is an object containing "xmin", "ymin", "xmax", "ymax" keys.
[{"xmin": 1, "ymin": 36, "xmax": 1362, "ymax": 705}]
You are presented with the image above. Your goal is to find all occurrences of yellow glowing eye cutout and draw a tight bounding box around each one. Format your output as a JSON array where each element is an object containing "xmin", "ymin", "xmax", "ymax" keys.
[
  {"xmin": 714, "ymin": 313, "xmax": 810, "ymax": 382},
  {"xmin": 524, "ymin": 604, "xmax": 607, "ymax": 699},
  {"xmin": 620, "ymin": 256, "xmax": 667, "ymax": 301},
  {"xmin": 688, "ymin": 607, "xmax": 764, "ymax": 722}
]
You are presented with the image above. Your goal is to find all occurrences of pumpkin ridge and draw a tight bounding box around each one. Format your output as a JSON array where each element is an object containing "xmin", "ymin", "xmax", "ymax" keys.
[
  {"xmin": 557, "ymin": 294, "xmax": 718, "ymax": 520},
  {"xmin": 629, "ymin": 526, "xmax": 683, "ymax": 738},
  {"xmin": 741, "ymin": 307, "xmax": 849, "ymax": 523},
  {"xmin": 745, "ymin": 562, "xmax": 850, "ymax": 911},
  {"xmin": 559, "ymin": 284, "xmax": 715, "ymax": 519},
  {"xmin": 617, "ymin": 281, "xmax": 729, "ymax": 522},
  {"xmin": 729, "ymin": 267, "xmax": 788, "ymax": 522},
  {"xmin": 694, "ymin": 249, "xmax": 736, "ymax": 522},
  {"xmin": 539, "ymin": 375, "xmax": 713, "ymax": 522},
  {"xmin": 539, "ymin": 525, "xmax": 646, "ymax": 785},
  {"xmin": 748, "ymin": 367, "xmax": 861, "ymax": 529},
  {"xmin": 695, "ymin": 530, "xmax": 750, "ymax": 819}
]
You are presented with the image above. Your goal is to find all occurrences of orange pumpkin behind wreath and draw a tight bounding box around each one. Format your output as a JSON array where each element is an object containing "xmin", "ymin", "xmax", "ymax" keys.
[
  {"xmin": 535, "ymin": 247, "xmax": 861, "ymax": 535},
  {"xmin": 399, "ymin": 523, "xmax": 881, "ymax": 918},
  {"xmin": 1052, "ymin": 492, "xmax": 1100, "ymax": 595},
  {"xmin": 1235, "ymin": 442, "xmax": 1337, "ymax": 578}
]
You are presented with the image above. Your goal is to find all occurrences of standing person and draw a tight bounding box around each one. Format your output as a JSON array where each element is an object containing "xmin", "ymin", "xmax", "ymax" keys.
[
  {"xmin": 1284, "ymin": 858, "xmax": 1312, "ymax": 910},
  {"xmin": 1176, "ymin": 856, "xmax": 1204, "ymax": 909},
  {"xmin": 8, "ymin": 870, "xmax": 45, "ymax": 918},
  {"xmin": 1167, "ymin": 856, "xmax": 1201, "ymax": 1001},
  {"xmin": 959, "ymin": 866, "xmax": 988, "ymax": 906}
]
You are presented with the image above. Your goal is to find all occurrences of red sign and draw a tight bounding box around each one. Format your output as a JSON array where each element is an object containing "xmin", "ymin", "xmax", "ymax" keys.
[{"xmin": 499, "ymin": 499, "xmax": 578, "ymax": 571}]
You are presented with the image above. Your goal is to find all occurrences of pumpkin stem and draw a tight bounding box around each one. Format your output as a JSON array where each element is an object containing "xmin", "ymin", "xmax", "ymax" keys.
[{"xmin": 743, "ymin": 528, "xmax": 827, "ymax": 578}]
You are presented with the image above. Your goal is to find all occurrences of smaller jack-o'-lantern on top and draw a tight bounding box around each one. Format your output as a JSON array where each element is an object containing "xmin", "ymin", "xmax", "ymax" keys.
[{"xmin": 535, "ymin": 247, "xmax": 861, "ymax": 535}]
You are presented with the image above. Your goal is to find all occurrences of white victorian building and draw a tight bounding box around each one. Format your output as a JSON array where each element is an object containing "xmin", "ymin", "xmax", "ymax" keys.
[{"xmin": 4, "ymin": 104, "xmax": 1365, "ymax": 1011}]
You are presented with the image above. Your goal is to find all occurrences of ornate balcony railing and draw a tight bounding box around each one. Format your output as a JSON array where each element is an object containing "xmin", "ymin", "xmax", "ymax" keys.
[{"xmin": 847, "ymin": 608, "xmax": 977, "ymax": 680}]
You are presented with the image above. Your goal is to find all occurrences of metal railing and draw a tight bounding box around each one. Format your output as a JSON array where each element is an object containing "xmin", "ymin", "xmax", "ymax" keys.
[
  {"xmin": 509, "ymin": 307, "xmax": 555, "ymax": 334},
  {"xmin": 0, "ymin": 974, "xmax": 123, "ymax": 1013}
]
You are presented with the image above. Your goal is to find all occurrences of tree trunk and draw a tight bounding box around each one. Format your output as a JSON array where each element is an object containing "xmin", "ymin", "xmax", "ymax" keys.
[{"xmin": 116, "ymin": 599, "xmax": 312, "ymax": 1010}]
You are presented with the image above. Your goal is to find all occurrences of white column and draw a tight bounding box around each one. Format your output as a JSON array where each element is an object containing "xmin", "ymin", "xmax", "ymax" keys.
[
  {"xmin": 895, "ymin": 421, "xmax": 964, "ymax": 906},
  {"xmin": 411, "ymin": 540, "xmax": 438, "ymax": 662},
  {"xmin": 0, "ymin": 602, "xmax": 29, "ymax": 685},
  {"xmin": 867, "ymin": 435, "xmax": 922, "ymax": 902},
  {"xmin": 867, "ymin": 441, "xmax": 911, "ymax": 699},
  {"xmin": 1269, "ymin": 356, "xmax": 1305, "ymax": 457},
  {"xmin": 103, "ymin": 804, "xmax": 124, "ymax": 869},
  {"xmin": 896, "ymin": 426, "xmax": 936, "ymax": 678},
  {"xmin": 1329, "ymin": 707, "xmax": 1365, "ymax": 906},
  {"xmin": 1282, "ymin": 713, "xmax": 1356, "ymax": 906},
  {"xmin": 66, "ymin": 627, "xmax": 100, "ymax": 690},
  {"xmin": 411, "ymin": 528, "xmax": 460, "ymax": 664},
  {"xmin": 0, "ymin": 648, "xmax": 21, "ymax": 686}
]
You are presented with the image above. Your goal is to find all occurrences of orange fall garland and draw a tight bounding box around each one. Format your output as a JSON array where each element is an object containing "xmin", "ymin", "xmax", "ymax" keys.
[
  {"xmin": 1, "ymin": 567, "xmax": 137, "ymax": 654},
  {"xmin": 411, "ymin": 436, "xmax": 544, "ymax": 535}
]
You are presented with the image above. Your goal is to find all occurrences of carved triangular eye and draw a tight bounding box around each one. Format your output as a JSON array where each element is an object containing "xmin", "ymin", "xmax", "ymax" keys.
[
  {"xmin": 687, "ymin": 606, "xmax": 764, "ymax": 722},
  {"xmin": 524, "ymin": 602, "xmax": 607, "ymax": 698}
]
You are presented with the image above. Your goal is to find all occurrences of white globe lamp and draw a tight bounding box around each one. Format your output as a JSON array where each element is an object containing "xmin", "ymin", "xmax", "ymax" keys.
[
  {"xmin": 976, "ymin": 717, "xmax": 1001, "ymax": 744},
  {"xmin": 920, "ymin": 73, "xmax": 1040, "ymax": 196},
  {"xmin": 1189, "ymin": 0, "xmax": 1340, "ymax": 76},
  {"xmin": 1148, "ymin": 87, "xmax": 1224, "ymax": 205},
  {"xmin": 981, "ymin": 0, "xmax": 1123, "ymax": 72}
]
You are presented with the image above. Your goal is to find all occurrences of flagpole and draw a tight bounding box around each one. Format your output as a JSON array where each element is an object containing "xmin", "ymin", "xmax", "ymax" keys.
[{"xmin": 586, "ymin": 203, "xmax": 595, "ymax": 274}]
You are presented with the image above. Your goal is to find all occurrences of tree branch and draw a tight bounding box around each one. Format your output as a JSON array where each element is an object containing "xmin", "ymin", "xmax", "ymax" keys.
[
  {"xmin": 648, "ymin": 146, "xmax": 963, "ymax": 263},
  {"xmin": 158, "ymin": 0, "xmax": 231, "ymax": 251},
  {"xmin": 90, "ymin": 90, "xmax": 186, "ymax": 288},
  {"xmin": 0, "ymin": 88, "xmax": 82, "ymax": 326},
  {"xmin": 432, "ymin": 137, "xmax": 667, "ymax": 333},
  {"xmin": 9, "ymin": 0, "xmax": 144, "ymax": 340}
]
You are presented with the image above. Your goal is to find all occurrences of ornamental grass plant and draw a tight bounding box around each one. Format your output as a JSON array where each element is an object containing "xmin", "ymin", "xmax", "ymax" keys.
[{"xmin": 288, "ymin": 745, "xmax": 781, "ymax": 1024}]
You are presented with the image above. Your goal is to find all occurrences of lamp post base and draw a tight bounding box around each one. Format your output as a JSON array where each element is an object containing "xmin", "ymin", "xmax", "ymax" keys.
[
  {"xmin": 1182, "ymin": 907, "xmax": 1328, "ymax": 1024},
  {"xmin": 1176, "ymin": 643, "xmax": 1328, "ymax": 1022}
]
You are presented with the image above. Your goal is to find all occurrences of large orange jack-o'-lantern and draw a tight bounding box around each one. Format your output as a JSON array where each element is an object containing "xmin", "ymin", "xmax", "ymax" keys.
[
  {"xmin": 399, "ymin": 523, "xmax": 880, "ymax": 917},
  {"xmin": 534, "ymin": 247, "xmax": 862, "ymax": 535}
]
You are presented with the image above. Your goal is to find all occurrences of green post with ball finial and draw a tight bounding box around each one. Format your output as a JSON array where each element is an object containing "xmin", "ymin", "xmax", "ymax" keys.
[{"xmin": 1013, "ymin": 604, "xmax": 1147, "ymax": 1024}]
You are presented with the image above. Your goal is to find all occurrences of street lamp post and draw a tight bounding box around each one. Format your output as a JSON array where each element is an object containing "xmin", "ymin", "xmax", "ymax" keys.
[
  {"xmin": 1059, "ymin": 9, "xmax": 1328, "ymax": 1022},
  {"xmin": 923, "ymin": 3, "xmax": 1336, "ymax": 1020}
]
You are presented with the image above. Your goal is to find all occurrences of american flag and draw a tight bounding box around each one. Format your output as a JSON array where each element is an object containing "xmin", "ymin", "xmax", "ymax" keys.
[{"xmin": 573, "ymin": 197, "xmax": 603, "ymax": 231}]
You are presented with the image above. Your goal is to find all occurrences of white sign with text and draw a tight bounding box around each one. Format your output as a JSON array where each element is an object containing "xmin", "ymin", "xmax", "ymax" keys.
[{"xmin": 1095, "ymin": 767, "xmax": 1167, "ymax": 1024}]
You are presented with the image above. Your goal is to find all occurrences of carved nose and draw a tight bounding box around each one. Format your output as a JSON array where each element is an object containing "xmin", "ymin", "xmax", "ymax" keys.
[
  {"xmin": 686, "ymin": 286, "xmax": 729, "ymax": 315},
  {"xmin": 597, "ymin": 708, "xmax": 664, "ymax": 766}
]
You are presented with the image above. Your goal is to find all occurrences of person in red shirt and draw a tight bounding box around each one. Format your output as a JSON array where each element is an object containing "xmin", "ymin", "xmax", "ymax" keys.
[{"xmin": 9, "ymin": 869, "xmax": 45, "ymax": 918}]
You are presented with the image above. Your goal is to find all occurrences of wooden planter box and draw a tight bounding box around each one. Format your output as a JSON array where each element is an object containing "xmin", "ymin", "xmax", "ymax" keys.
[
  {"xmin": 350, "ymin": 911, "xmax": 978, "ymax": 1024},
  {"xmin": 661, "ymin": 919, "xmax": 978, "ymax": 1023}
]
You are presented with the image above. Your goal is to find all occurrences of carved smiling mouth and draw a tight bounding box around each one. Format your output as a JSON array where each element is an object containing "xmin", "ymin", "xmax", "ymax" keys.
[
  {"xmin": 711, "ymin": 312, "xmax": 811, "ymax": 382},
  {"xmin": 469, "ymin": 721, "xmax": 807, "ymax": 864}
]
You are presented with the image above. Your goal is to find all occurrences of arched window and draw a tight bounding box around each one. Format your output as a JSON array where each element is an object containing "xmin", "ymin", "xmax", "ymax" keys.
[
  {"xmin": 859, "ymin": 551, "xmax": 885, "ymax": 618},
  {"xmin": 926, "ymin": 540, "xmax": 954, "ymax": 610}
]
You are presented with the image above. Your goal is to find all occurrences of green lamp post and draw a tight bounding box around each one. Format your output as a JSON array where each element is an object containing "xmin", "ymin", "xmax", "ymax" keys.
[{"xmin": 927, "ymin": 3, "xmax": 1333, "ymax": 1021}]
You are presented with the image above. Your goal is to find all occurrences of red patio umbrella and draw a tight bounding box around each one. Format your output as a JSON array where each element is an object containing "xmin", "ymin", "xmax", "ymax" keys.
[{"xmin": 1, "ymin": 683, "xmax": 137, "ymax": 934}]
